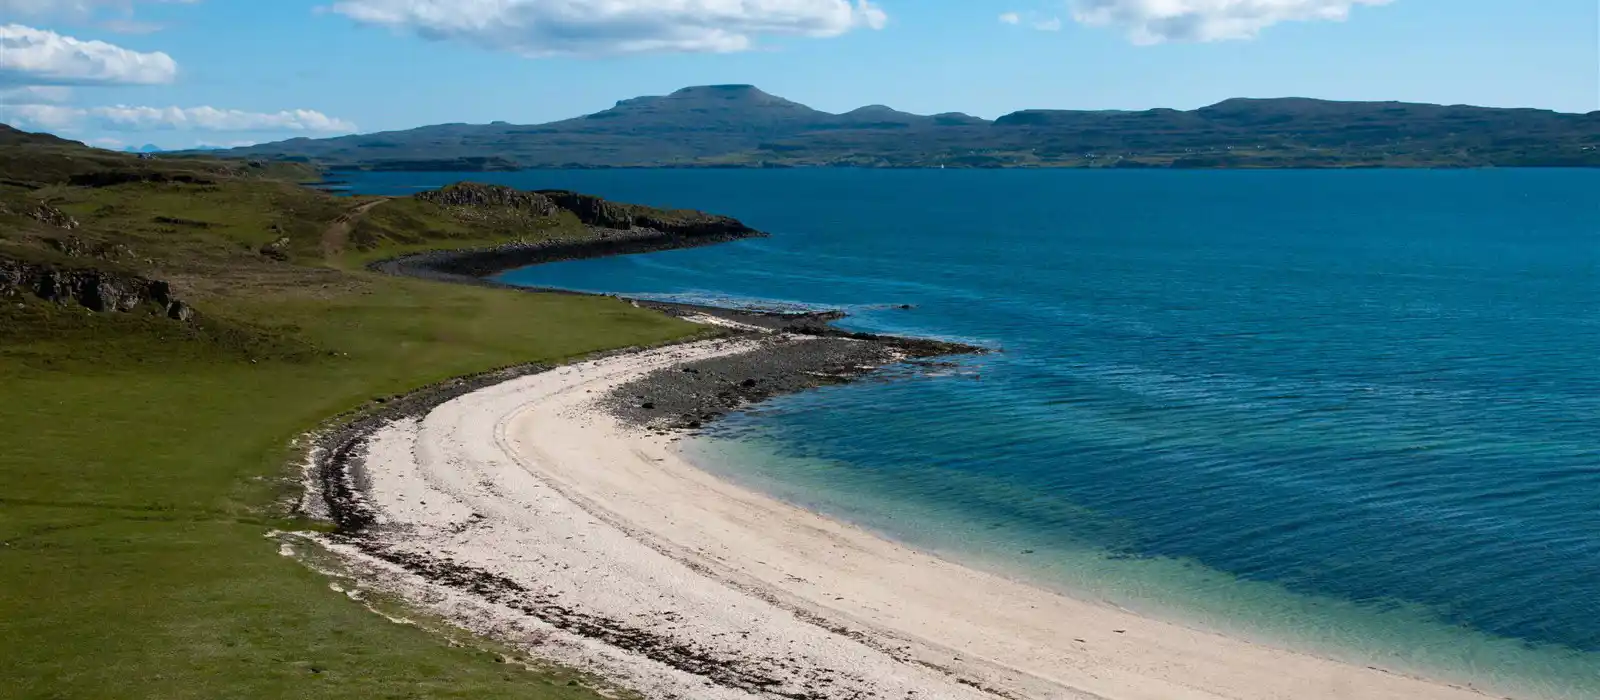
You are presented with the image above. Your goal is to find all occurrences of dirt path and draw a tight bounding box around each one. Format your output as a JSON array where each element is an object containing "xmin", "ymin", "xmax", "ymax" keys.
[{"xmin": 321, "ymin": 198, "xmax": 388, "ymax": 260}]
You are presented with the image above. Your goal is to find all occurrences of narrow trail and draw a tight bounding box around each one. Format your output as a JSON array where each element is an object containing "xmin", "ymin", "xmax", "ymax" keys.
[{"xmin": 321, "ymin": 198, "xmax": 388, "ymax": 260}]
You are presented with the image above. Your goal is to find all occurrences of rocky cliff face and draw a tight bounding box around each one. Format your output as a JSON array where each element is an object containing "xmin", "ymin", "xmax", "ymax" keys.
[
  {"xmin": 417, "ymin": 183, "xmax": 561, "ymax": 216},
  {"xmin": 535, "ymin": 189, "xmax": 755, "ymax": 237},
  {"xmin": 0, "ymin": 257, "xmax": 194, "ymax": 321}
]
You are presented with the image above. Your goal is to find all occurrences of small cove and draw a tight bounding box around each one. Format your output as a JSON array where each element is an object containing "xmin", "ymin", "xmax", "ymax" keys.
[{"xmin": 348, "ymin": 168, "xmax": 1600, "ymax": 698}]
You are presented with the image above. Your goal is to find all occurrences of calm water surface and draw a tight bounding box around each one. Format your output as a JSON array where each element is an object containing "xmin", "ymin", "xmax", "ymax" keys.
[{"xmin": 346, "ymin": 169, "xmax": 1600, "ymax": 698}]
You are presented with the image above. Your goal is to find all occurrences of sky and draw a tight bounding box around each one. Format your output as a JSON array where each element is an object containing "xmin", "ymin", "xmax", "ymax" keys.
[{"xmin": 1, "ymin": 0, "xmax": 1596, "ymax": 150}]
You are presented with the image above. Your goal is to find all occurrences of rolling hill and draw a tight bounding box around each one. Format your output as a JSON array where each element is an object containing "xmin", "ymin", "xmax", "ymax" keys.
[{"xmin": 206, "ymin": 85, "xmax": 1600, "ymax": 169}]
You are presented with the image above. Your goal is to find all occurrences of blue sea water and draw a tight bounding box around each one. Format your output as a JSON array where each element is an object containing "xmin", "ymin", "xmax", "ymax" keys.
[{"xmin": 345, "ymin": 169, "xmax": 1600, "ymax": 698}]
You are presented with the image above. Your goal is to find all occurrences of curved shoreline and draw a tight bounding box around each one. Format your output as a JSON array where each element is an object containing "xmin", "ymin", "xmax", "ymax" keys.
[
  {"xmin": 301, "ymin": 336, "xmax": 1502, "ymax": 700},
  {"xmin": 330, "ymin": 235, "xmax": 1524, "ymax": 698}
]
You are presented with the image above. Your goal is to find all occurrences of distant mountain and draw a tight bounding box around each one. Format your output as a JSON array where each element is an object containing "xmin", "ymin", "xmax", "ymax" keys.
[{"xmin": 208, "ymin": 85, "xmax": 1600, "ymax": 169}]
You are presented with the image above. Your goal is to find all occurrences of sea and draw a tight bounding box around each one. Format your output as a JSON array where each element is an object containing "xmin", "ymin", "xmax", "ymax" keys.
[{"xmin": 343, "ymin": 168, "xmax": 1600, "ymax": 698}]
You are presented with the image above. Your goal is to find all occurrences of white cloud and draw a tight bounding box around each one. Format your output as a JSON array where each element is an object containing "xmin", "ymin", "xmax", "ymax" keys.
[
  {"xmin": 91, "ymin": 105, "xmax": 358, "ymax": 132},
  {"xmin": 1000, "ymin": 10, "xmax": 1060, "ymax": 31},
  {"xmin": 1070, "ymin": 0, "xmax": 1393, "ymax": 44},
  {"xmin": 1, "ymin": 85, "xmax": 74, "ymax": 103},
  {"xmin": 0, "ymin": 24, "xmax": 178, "ymax": 85},
  {"xmin": 1, "ymin": 103, "xmax": 84, "ymax": 129},
  {"xmin": 0, "ymin": 0, "xmax": 199, "ymax": 21},
  {"xmin": 326, "ymin": 0, "xmax": 888, "ymax": 56},
  {"xmin": 0, "ymin": 103, "xmax": 357, "ymax": 133}
]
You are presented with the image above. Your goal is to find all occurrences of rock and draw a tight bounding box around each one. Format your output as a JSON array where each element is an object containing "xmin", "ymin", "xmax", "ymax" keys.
[
  {"xmin": 148, "ymin": 280, "xmax": 174, "ymax": 307},
  {"xmin": 166, "ymin": 301, "xmax": 195, "ymax": 322},
  {"xmin": 89, "ymin": 277, "xmax": 143, "ymax": 312},
  {"xmin": 740, "ymin": 378, "xmax": 759, "ymax": 388},
  {"xmin": 48, "ymin": 235, "xmax": 92, "ymax": 257},
  {"xmin": 27, "ymin": 203, "xmax": 79, "ymax": 230},
  {"xmin": 0, "ymin": 255, "xmax": 198, "ymax": 322},
  {"xmin": 535, "ymin": 190, "xmax": 635, "ymax": 229},
  {"xmin": 641, "ymin": 402, "xmax": 656, "ymax": 410},
  {"xmin": 259, "ymin": 236, "xmax": 293, "ymax": 261},
  {"xmin": 48, "ymin": 236, "xmax": 137, "ymax": 262},
  {"xmin": 418, "ymin": 183, "xmax": 559, "ymax": 215}
]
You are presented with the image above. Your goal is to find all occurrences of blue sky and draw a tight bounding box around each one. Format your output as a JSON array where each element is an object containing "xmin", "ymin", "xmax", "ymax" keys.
[{"xmin": 2, "ymin": 0, "xmax": 1596, "ymax": 149}]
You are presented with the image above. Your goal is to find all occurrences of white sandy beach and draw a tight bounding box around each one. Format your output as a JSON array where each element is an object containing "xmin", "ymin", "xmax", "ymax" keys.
[{"xmin": 318, "ymin": 337, "xmax": 1502, "ymax": 700}]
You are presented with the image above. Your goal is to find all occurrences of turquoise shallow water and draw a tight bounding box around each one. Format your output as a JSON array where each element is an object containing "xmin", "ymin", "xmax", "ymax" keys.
[{"xmin": 347, "ymin": 169, "xmax": 1600, "ymax": 698}]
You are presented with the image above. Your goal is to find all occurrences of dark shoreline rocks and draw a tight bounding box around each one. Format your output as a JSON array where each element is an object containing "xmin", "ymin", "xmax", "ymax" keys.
[{"xmin": 609, "ymin": 334, "xmax": 961, "ymax": 433}]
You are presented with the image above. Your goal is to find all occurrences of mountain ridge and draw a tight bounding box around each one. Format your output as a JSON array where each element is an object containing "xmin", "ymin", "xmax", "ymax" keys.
[{"xmin": 178, "ymin": 85, "xmax": 1600, "ymax": 169}]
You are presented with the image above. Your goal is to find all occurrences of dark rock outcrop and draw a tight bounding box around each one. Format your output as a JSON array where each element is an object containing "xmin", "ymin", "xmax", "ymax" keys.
[
  {"xmin": 259, "ymin": 236, "xmax": 292, "ymax": 261},
  {"xmin": 27, "ymin": 203, "xmax": 79, "ymax": 230},
  {"xmin": 535, "ymin": 191, "xmax": 634, "ymax": 229},
  {"xmin": 0, "ymin": 256, "xmax": 194, "ymax": 320},
  {"xmin": 47, "ymin": 235, "xmax": 135, "ymax": 262},
  {"xmin": 536, "ymin": 189, "xmax": 755, "ymax": 237},
  {"xmin": 417, "ymin": 183, "xmax": 559, "ymax": 215}
]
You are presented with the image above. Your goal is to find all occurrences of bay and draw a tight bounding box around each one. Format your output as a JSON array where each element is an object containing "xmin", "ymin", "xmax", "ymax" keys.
[{"xmin": 346, "ymin": 168, "xmax": 1600, "ymax": 698}]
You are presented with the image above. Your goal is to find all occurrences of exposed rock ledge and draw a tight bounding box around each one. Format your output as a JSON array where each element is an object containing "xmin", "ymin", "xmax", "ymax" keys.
[{"xmin": 0, "ymin": 256, "xmax": 195, "ymax": 321}]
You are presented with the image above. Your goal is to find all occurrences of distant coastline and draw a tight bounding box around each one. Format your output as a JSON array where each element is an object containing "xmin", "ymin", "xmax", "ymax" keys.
[{"xmin": 194, "ymin": 85, "xmax": 1600, "ymax": 170}]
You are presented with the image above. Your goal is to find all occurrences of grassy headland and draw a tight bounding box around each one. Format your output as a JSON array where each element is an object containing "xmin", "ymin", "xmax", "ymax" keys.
[{"xmin": 0, "ymin": 130, "xmax": 725, "ymax": 699}]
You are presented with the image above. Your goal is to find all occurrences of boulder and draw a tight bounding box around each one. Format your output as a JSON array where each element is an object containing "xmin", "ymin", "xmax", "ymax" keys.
[
  {"xmin": 166, "ymin": 301, "xmax": 195, "ymax": 322},
  {"xmin": 260, "ymin": 236, "xmax": 293, "ymax": 261}
]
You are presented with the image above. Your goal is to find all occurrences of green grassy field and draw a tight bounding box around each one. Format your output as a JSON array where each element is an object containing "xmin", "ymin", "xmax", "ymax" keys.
[{"xmin": 0, "ymin": 136, "xmax": 703, "ymax": 699}]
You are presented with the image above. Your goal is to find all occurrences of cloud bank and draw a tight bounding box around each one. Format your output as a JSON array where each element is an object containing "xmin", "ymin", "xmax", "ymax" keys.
[
  {"xmin": 0, "ymin": 24, "xmax": 178, "ymax": 85},
  {"xmin": 0, "ymin": 0, "xmax": 199, "ymax": 20},
  {"xmin": 1069, "ymin": 0, "xmax": 1394, "ymax": 44},
  {"xmin": 1, "ymin": 103, "xmax": 356, "ymax": 133},
  {"xmin": 326, "ymin": 0, "xmax": 888, "ymax": 56}
]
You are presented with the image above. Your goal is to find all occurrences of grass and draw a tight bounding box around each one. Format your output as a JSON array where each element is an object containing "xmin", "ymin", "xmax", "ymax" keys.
[
  {"xmin": 339, "ymin": 195, "xmax": 586, "ymax": 267},
  {"xmin": 0, "ymin": 139, "xmax": 706, "ymax": 699}
]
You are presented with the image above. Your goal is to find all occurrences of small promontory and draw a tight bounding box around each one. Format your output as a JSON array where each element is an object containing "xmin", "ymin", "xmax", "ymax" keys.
[{"xmin": 368, "ymin": 182, "xmax": 766, "ymax": 280}]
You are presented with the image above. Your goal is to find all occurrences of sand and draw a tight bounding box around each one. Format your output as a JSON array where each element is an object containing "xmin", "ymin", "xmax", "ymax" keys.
[{"xmin": 323, "ymin": 337, "xmax": 1500, "ymax": 700}]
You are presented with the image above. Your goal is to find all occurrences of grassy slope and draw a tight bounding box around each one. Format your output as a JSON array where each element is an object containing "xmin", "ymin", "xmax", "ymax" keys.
[{"xmin": 0, "ymin": 143, "xmax": 703, "ymax": 699}]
